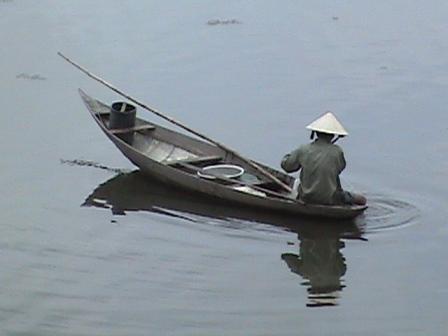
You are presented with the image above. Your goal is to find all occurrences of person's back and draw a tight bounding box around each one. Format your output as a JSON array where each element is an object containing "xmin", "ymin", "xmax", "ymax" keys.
[{"xmin": 282, "ymin": 134, "xmax": 346, "ymax": 204}]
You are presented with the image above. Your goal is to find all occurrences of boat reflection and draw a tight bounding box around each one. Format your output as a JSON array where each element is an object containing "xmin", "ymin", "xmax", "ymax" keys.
[{"xmin": 83, "ymin": 170, "xmax": 366, "ymax": 307}]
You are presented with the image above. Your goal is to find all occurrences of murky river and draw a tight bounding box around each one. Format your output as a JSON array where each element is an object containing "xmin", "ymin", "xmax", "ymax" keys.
[{"xmin": 1, "ymin": 1, "xmax": 447, "ymax": 335}]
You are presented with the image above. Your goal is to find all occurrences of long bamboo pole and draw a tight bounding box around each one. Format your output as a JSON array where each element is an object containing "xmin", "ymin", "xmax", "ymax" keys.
[{"xmin": 58, "ymin": 52, "xmax": 293, "ymax": 194}]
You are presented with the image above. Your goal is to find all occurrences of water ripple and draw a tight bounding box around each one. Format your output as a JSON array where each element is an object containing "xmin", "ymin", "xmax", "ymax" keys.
[{"xmin": 357, "ymin": 194, "xmax": 419, "ymax": 234}]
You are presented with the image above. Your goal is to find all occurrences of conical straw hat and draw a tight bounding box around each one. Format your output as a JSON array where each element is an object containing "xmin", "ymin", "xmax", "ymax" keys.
[{"xmin": 306, "ymin": 112, "xmax": 348, "ymax": 136}]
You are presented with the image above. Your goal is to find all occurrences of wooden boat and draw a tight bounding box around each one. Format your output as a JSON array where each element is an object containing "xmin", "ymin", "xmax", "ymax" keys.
[{"xmin": 80, "ymin": 89, "xmax": 367, "ymax": 220}]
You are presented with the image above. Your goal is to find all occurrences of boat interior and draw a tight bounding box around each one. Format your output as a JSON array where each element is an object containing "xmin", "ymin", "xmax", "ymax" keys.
[{"xmin": 91, "ymin": 102, "xmax": 295, "ymax": 199}]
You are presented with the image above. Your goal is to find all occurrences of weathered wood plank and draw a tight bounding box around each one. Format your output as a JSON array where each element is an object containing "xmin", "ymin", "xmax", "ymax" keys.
[
  {"xmin": 167, "ymin": 155, "xmax": 223, "ymax": 167},
  {"xmin": 109, "ymin": 124, "xmax": 156, "ymax": 134}
]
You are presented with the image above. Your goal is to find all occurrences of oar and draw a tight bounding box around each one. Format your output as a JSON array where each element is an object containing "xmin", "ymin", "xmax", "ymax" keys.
[{"xmin": 58, "ymin": 52, "xmax": 293, "ymax": 194}]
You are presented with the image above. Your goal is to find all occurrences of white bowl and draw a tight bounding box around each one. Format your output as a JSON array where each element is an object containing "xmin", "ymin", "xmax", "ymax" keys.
[{"xmin": 197, "ymin": 164, "xmax": 245, "ymax": 180}]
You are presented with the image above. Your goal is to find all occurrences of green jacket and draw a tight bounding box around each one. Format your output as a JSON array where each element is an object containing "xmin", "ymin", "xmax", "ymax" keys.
[{"xmin": 281, "ymin": 138, "xmax": 346, "ymax": 205}]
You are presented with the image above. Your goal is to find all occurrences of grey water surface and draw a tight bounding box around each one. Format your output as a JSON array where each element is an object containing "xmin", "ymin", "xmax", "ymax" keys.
[{"xmin": 1, "ymin": 1, "xmax": 447, "ymax": 335}]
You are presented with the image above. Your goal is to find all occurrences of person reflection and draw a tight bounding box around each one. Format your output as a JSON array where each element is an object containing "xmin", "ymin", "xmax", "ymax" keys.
[{"xmin": 281, "ymin": 235, "xmax": 347, "ymax": 307}]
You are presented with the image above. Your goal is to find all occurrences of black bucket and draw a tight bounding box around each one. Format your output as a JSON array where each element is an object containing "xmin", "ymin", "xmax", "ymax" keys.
[{"xmin": 109, "ymin": 102, "xmax": 136, "ymax": 143}]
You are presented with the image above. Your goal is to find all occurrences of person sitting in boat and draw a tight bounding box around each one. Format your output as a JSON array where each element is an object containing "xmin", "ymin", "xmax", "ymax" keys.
[{"xmin": 281, "ymin": 112, "xmax": 366, "ymax": 206}]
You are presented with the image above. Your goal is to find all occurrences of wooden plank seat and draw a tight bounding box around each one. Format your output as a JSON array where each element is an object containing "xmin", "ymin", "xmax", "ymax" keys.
[
  {"xmin": 109, "ymin": 124, "xmax": 156, "ymax": 134},
  {"xmin": 167, "ymin": 155, "xmax": 223, "ymax": 167}
]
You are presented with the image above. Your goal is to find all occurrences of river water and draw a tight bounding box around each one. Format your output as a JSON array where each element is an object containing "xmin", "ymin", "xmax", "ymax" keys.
[{"xmin": 1, "ymin": 1, "xmax": 447, "ymax": 335}]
